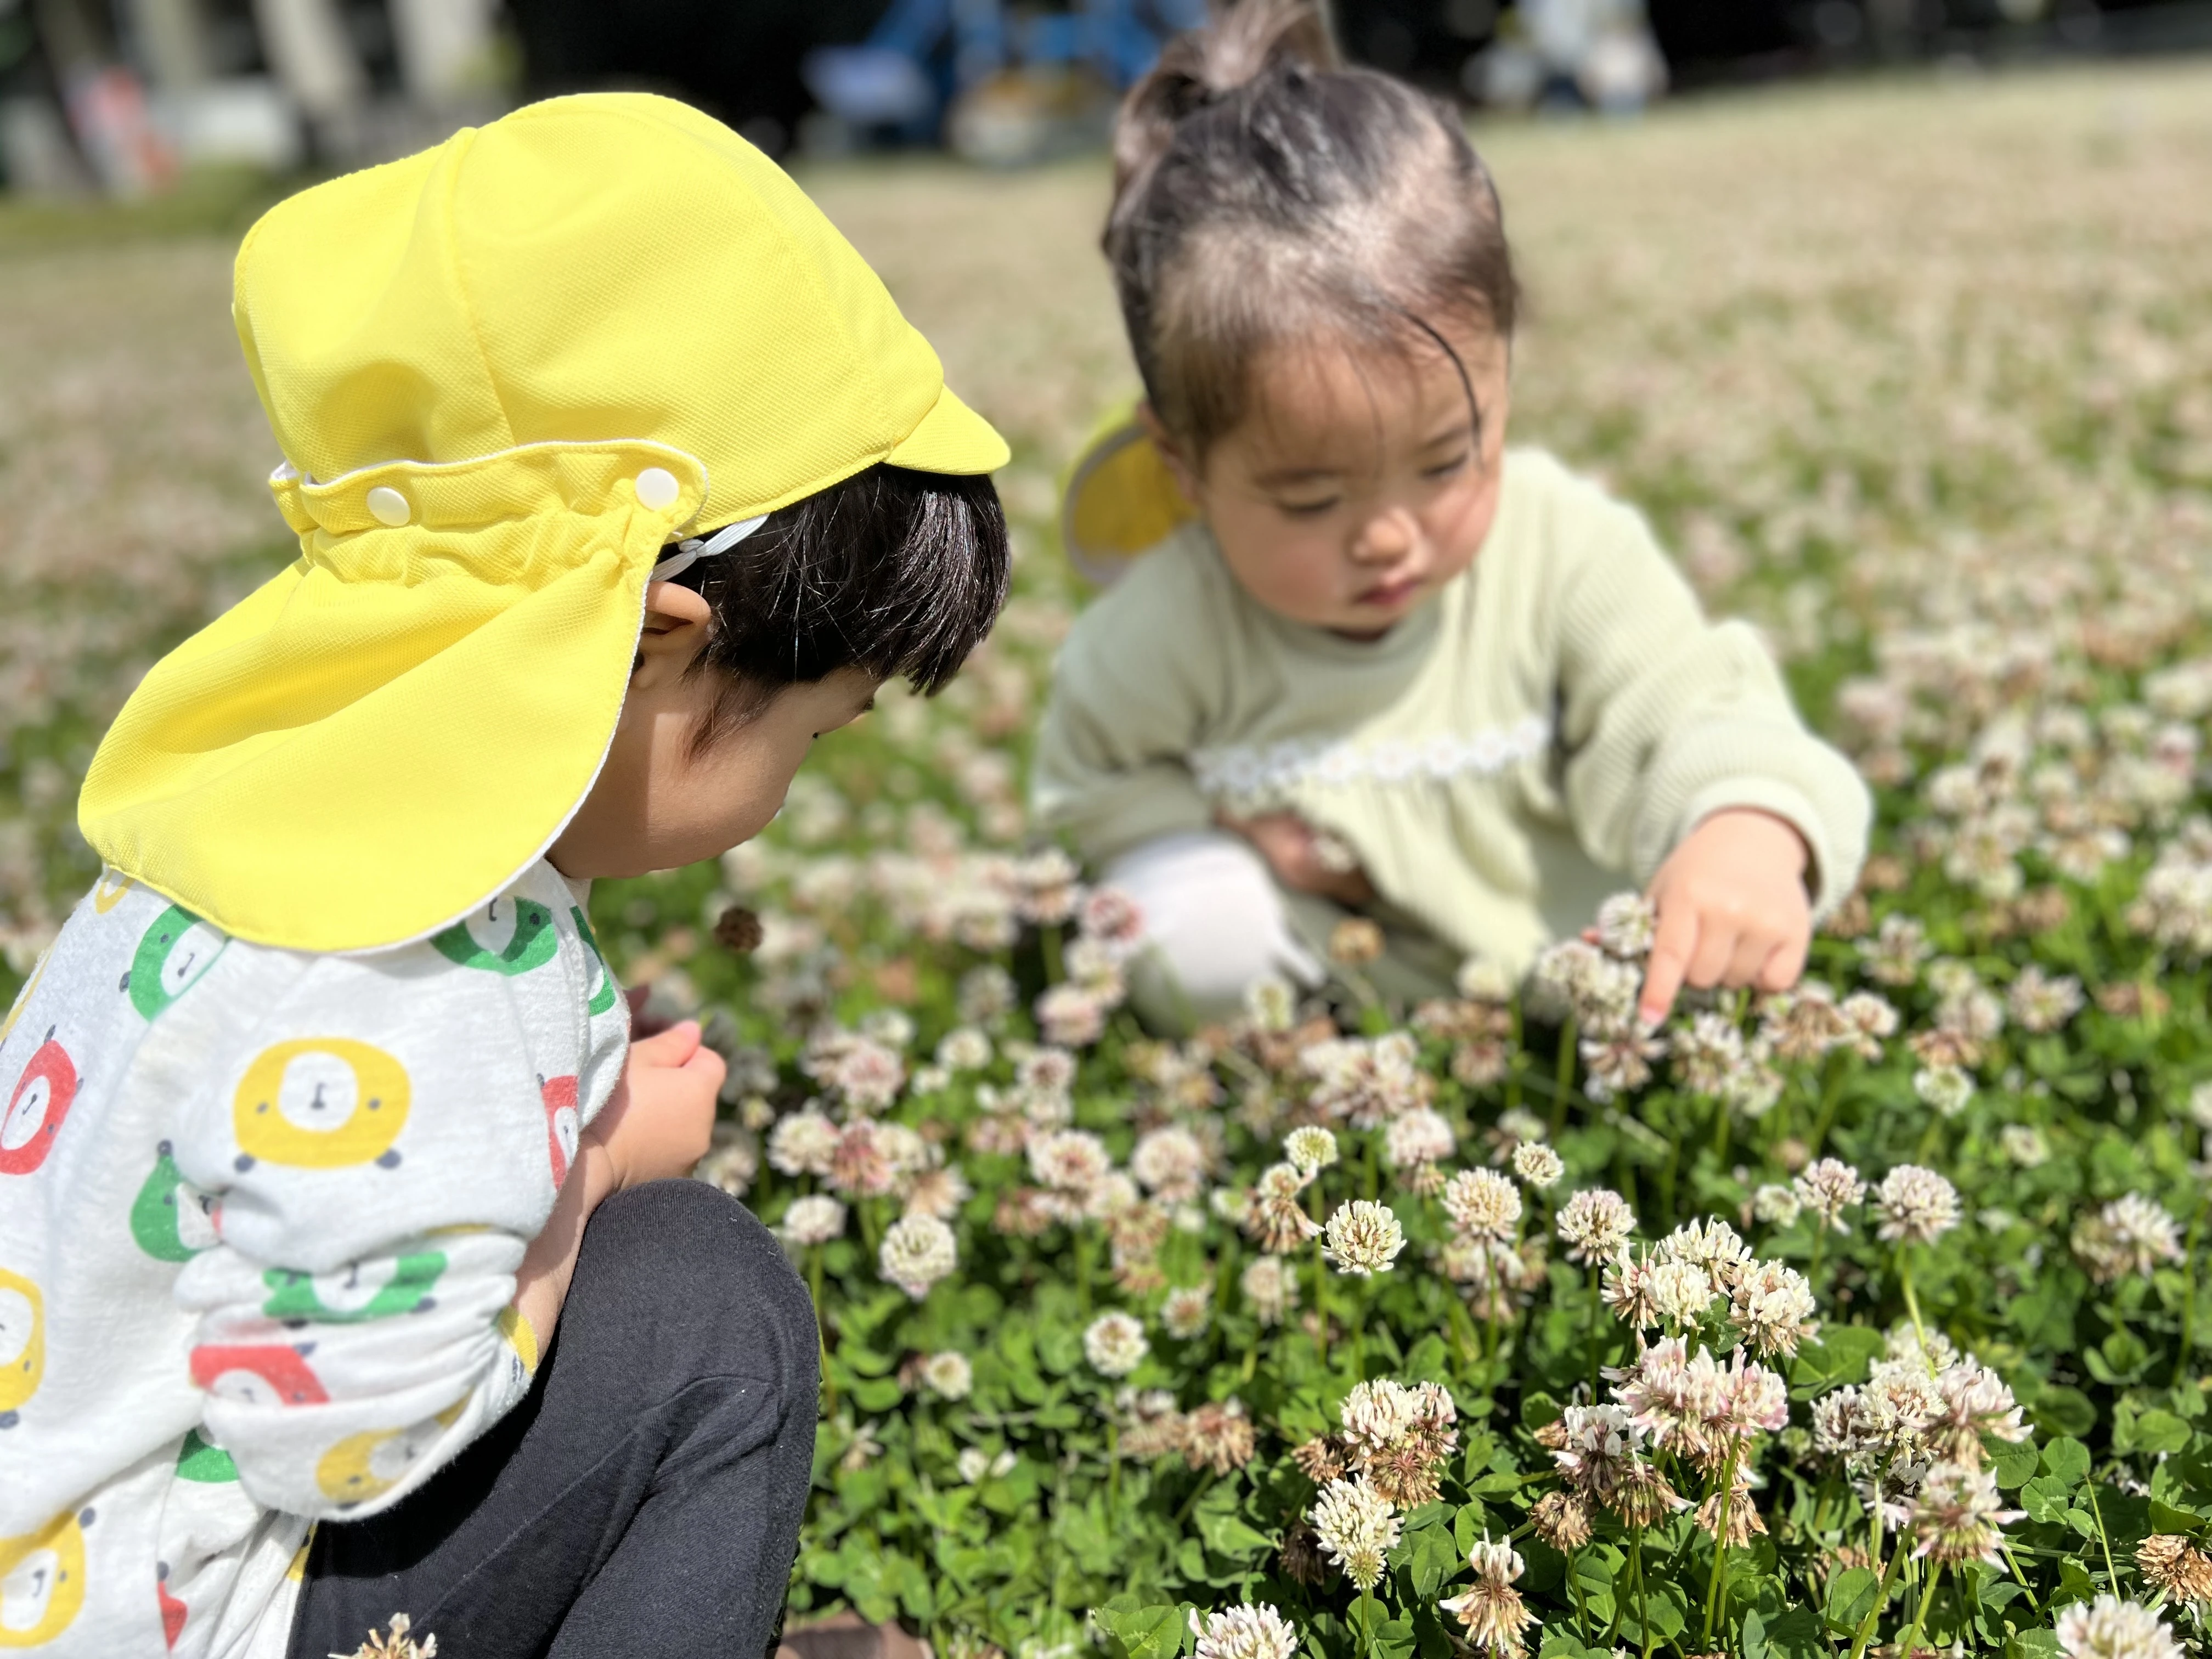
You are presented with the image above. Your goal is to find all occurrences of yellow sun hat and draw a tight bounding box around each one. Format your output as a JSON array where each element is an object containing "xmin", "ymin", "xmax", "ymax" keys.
[
  {"xmin": 1059, "ymin": 397, "xmax": 1195, "ymax": 588},
  {"xmin": 78, "ymin": 92, "xmax": 1008, "ymax": 955}
]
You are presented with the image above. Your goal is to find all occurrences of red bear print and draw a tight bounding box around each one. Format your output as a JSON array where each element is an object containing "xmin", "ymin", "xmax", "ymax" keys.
[
  {"xmin": 1, "ymin": 1031, "xmax": 78, "ymax": 1177},
  {"xmin": 542, "ymin": 1075, "xmax": 580, "ymax": 1188},
  {"xmin": 188, "ymin": 1343, "xmax": 329, "ymax": 1407}
]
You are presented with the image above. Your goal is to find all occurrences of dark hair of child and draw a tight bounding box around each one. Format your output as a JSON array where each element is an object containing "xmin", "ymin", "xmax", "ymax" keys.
[
  {"xmin": 666, "ymin": 462, "xmax": 1011, "ymax": 752},
  {"xmin": 1104, "ymin": 0, "xmax": 1520, "ymax": 460}
]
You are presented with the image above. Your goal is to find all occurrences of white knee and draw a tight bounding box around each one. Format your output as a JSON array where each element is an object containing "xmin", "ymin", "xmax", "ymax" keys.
[{"xmin": 1103, "ymin": 831, "xmax": 1321, "ymax": 1030}]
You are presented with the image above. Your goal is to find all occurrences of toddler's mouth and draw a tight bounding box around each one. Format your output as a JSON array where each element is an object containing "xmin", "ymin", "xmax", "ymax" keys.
[{"xmin": 1356, "ymin": 575, "xmax": 1423, "ymax": 610}]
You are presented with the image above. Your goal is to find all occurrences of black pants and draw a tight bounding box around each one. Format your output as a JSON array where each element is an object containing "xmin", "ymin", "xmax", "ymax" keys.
[{"xmin": 289, "ymin": 1181, "xmax": 820, "ymax": 1659}]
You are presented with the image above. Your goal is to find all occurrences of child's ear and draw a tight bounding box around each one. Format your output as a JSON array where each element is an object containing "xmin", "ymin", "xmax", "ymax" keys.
[
  {"xmin": 1137, "ymin": 401, "xmax": 1203, "ymax": 507},
  {"xmin": 635, "ymin": 581, "xmax": 714, "ymax": 674}
]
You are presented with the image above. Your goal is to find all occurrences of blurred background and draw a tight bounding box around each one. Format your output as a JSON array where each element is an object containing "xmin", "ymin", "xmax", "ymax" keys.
[{"xmin": 3, "ymin": 0, "xmax": 2210, "ymax": 193}]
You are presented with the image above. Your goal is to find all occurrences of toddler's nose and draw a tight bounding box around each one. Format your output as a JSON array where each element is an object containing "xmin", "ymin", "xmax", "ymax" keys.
[{"xmin": 1351, "ymin": 507, "xmax": 1419, "ymax": 565}]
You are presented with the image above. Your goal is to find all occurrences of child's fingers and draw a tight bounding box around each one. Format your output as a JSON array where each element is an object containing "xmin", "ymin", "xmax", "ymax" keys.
[
  {"xmin": 630, "ymin": 1019, "xmax": 703, "ymax": 1068},
  {"xmin": 1755, "ymin": 930, "xmax": 1810, "ymax": 994},
  {"xmin": 1684, "ymin": 916, "xmax": 1739, "ymax": 990},
  {"xmin": 1723, "ymin": 930, "xmax": 1774, "ymax": 988},
  {"xmin": 1638, "ymin": 903, "xmax": 1699, "ymax": 1023}
]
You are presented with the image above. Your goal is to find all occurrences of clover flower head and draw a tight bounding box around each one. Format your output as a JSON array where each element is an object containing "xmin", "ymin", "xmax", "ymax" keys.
[
  {"xmin": 1323, "ymin": 1200, "xmax": 1407, "ymax": 1276},
  {"xmin": 1442, "ymin": 1169, "xmax": 1523, "ymax": 1242},
  {"xmin": 1239, "ymin": 1254, "xmax": 1299, "ymax": 1324},
  {"xmin": 1910, "ymin": 1460, "xmax": 2022, "ymax": 1566},
  {"xmin": 1557, "ymin": 1188, "xmax": 1637, "ymax": 1262},
  {"xmin": 1876, "ymin": 1164, "xmax": 1961, "ymax": 1244},
  {"xmin": 1384, "ymin": 1109, "xmax": 1455, "ymax": 1172},
  {"xmin": 1283, "ymin": 1126, "xmax": 1340, "ymax": 1176},
  {"xmin": 2073, "ymin": 1192, "xmax": 2184, "ymax": 1284},
  {"xmin": 1307, "ymin": 1476, "xmax": 1400, "ymax": 1592},
  {"xmin": 1187, "ymin": 1604, "xmax": 1299, "ymax": 1659},
  {"xmin": 1083, "ymin": 1312, "xmax": 1149, "ymax": 1377},
  {"xmin": 1511, "ymin": 1141, "xmax": 1565, "ymax": 1189},
  {"xmin": 1161, "ymin": 1283, "xmax": 1213, "ymax": 1340},
  {"xmin": 919, "ymin": 1351, "xmax": 973, "ymax": 1401},
  {"xmin": 1729, "ymin": 1258, "xmax": 1819, "ymax": 1357},
  {"xmin": 1594, "ymin": 891, "xmax": 1658, "ymax": 958},
  {"xmin": 781, "ymin": 1193, "xmax": 848, "ymax": 1248},
  {"xmin": 1793, "ymin": 1158, "xmax": 1866, "ymax": 1232},
  {"xmin": 1912, "ymin": 1063, "xmax": 1976, "ymax": 1119},
  {"xmin": 878, "ymin": 1214, "xmax": 958, "ymax": 1299},
  {"xmin": 2055, "ymin": 1596, "xmax": 2185, "ymax": 1659},
  {"xmin": 768, "ymin": 1109, "xmax": 841, "ymax": 1178},
  {"xmin": 2137, "ymin": 1535, "xmax": 2212, "ymax": 1604},
  {"xmin": 1440, "ymin": 1532, "xmax": 1537, "ymax": 1659}
]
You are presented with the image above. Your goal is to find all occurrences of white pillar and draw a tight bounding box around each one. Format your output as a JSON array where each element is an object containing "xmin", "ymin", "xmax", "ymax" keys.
[
  {"xmin": 389, "ymin": 0, "xmax": 498, "ymax": 107},
  {"xmin": 250, "ymin": 0, "xmax": 365, "ymax": 127}
]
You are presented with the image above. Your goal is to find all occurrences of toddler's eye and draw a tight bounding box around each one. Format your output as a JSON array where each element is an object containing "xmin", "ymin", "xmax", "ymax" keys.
[
  {"xmin": 1276, "ymin": 496, "xmax": 1339, "ymax": 518},
  {"xmin": 1421, "ymin": 451, "xmax": 1471, "ymax": 479}
]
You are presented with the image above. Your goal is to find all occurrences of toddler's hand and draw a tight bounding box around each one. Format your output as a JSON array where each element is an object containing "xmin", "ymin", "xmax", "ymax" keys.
[
  {"xmin": 586, "ymin": 1020, "xmax": 725, "ymax": 1190},
  {"xmin": 1216, "ymin": 810, "xmax": 1377, "ymax": 909},
  {"xmin": 1639, "ymin": 809, "xmax": 1813, "ymax": 1025}
]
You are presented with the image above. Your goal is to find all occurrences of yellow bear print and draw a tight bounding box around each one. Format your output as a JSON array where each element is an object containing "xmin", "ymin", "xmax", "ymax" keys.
[
  {"xmin": 314, "ymin": 1401, "xmax": 463, "ymax": 1509},
  {"xmin": 0, "ymin": 1267, "xmax": 41, "ymax": 1429},
  {"xmin": 0, "ymin": 1507, "xmax": 89, "ymax": 1648},
  {"xmin": 232, "ymin": 1039, "xmax": 411, "ymax": 1172}
]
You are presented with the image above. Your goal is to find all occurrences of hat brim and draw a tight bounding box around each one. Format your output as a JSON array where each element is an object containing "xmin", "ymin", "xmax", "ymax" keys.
[{"xmin": 885, "ymin": 382, "xmax": 1010, "ymax": 475}]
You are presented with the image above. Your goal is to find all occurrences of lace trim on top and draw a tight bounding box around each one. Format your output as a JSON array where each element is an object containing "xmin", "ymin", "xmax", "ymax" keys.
[{"xmin": 1190, "ymin": 714, "xmax": 1555, "ymax": 799}]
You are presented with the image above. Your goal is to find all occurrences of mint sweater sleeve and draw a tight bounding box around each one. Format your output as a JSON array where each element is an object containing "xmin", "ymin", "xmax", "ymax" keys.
[
  {"xmin": 1544, "ymin": 472, "xmax": 1871, "ymax": 913},
  {"xmin": 1030, "ymin": 540, "xmax": 1221, "ymax": 865}
]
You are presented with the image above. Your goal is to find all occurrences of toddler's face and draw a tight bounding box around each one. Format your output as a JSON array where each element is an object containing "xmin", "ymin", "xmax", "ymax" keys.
[
  {"xmin": 550, "ymin": 583, "xmax": 881, "ymax": 879},
  {"xmin": 1165, "ymin": 320, "xmax": 1510, "ymax": 639}
]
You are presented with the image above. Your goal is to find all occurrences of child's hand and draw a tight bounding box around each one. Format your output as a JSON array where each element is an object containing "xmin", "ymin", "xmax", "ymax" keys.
[
  {"xmin": 1639, "ymin": 809, "xmax": 1813, "ymax": 1025},
  {"xmin": 1216, "ymin": 810, "xmax": 1378, "ymax": 909},
  {"xmin": 585, "ymin": 1020, "xmax": 725, "ymax": 1190}
]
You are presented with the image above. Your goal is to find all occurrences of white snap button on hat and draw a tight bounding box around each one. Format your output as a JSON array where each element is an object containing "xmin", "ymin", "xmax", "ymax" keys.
[
  {"xmin": 365, "ymin": 486, "xmax": 411, "ymax": 527},
  {"xmin": 635, "ymin": 467, "xmax": 680, "ymax": 511}
]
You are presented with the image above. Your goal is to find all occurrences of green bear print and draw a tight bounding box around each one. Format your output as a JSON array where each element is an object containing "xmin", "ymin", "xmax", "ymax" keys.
[
  {"xmin": 261, "ymin": 1251, "xmax": 446, "ymax": 1324},
  {"xmin": 128, "ymin": 1143, "xmax": 219, "ymax": 1263},
  {"xmin": 571, "ymin": 906, "xmax": 618, "ymax": 1017},
  {"xmin": 174, "ymin": 1427, "xmax": 238, "ymax": 1483},
  {"xmin": 122, "ymin": 905, "xmax": 227, "ymax": 1020},
  {"xmin": 431, "ymin": 896, "xmax": 558, "ymax": 975}
]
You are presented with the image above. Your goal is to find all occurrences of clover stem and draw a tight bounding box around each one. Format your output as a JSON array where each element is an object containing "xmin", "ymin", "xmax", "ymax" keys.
[
  {"xmin": 2176, "ymin": 1200, "xmax": 2205, "ymax": 1387},
  {"xmin": 1040, "ymin": 922, "xmax": 1064, "ymax": 986},
  {"xmin": 1566, "ymin": 1543, "xmax": 1593, "ymax": 1640},
  {"xmin": 1809, "ymin": 1054, "xmax": 1847, "ymax": 1156},
  {"xmin": 1585, "ymin": 1263, "xmax": 1606, "ymax": 1398},
  {"xmin": 810, "ymin": 1246, "xmax": 837, "ymax": 1413},
  {"xmin": 1550, "ymin": 1016, "xmax": 1579, "ymax": 1138},
  {"xmin": 1632, "ymin": 1525, "xmax": 1652, "ymax": 1659},
  {"xmin": 2081, "ymin": 1465, "xmax": 2119, "ymax": 1588},
  {"xmin": 1807, "ymin": 1223, "xmax": 1827, "ymax": 1298},
  {"xmin": 1896, "ymin": 1245, "xmax": 1927, "ymax": 1351},
  {"xmin": 1845, "ymin": 1533, "xmax": 1910, "ymax": 1659},
  {"xmin": 1701, "ymin": 1435, "xmax": 1744, "ymax": 1644},
  {"xmin": 1899, "ymin": 1561, "xmax": 1940, "ymax": 1659}
]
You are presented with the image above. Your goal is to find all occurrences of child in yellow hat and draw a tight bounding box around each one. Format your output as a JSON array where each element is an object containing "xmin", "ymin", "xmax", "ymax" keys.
[
  {"xmin": 0, "ymin": 94, "xmax": 1009, "ymax": 1657},
  {"xmin": 1035, "ymin": 0, "xmax": 1868, "ymax": 1030}
]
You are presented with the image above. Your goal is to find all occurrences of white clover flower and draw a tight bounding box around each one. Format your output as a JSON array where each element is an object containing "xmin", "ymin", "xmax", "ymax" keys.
[
  {"xmin": 1084, "ymin": 1312, "xmax": 1149, "ymax": 1377},
  {"xmin": 935, "ymin": 1026, "xmax": 994, "ymax": 1071},
  {"xmin": 1132, "ymin": 1126, "xmax": 1209, "ymax": 1200},
  {"xmin": 1323, "ymin": 1200, "xmax": 1407, "ymax": 1276},
  {"xmin": 1556, "ymin": 1188, "xmax": 1637, "ymax": 1263},
  {"xmin": 921, "ymin": 1351, "xmax": 974, "ymax": 1401},
  {"xmin": 1027, "ymin": 1128, "xmax": 1111, "ymax": 1194},
  {"xmin": 2073, "ymin": 1192, "xmax": 2185, "ymax": 1284},
  {"xmin": 1594, "ymin": 891, "xmax": 1658, "ymax": 958},
  {"xmin": 1187, "ymin": 1604, "xmax": 1299, "ymax": 1659},
  {"xmin": 1751, "ymin": 1184, "xmax": 1801, "ymax": 1227},
  {"xmin": 1729, "ymin": 1259, "xmax": 1819, "ymax": 1357},
  {"xmin": 1456, "ymin": 958, "xmax": 1515, "ymax": 1003},
  {"xmin": 957, "ymin": 1446, "xmax": 992, "ymax": 1483},
  {"xmin": 768, "ymin": 1109, "xmax": 840, "ymax": 1177},
  {"xmin": 2000, "ymin": 1125, "xmax": 2050, "ymax": 1167},
  {"xmin": 1912, "ymin": 1063, "xmax": 1976, "ymax": 1119},
  {"xmin": 879, "ymin": 1213, "xmax": 958, "ymax": 1299},
  {"xmin": 2055, "ymin": 1596, "xmax": 2185, "ymax": 1659},
  {"xmin": 1442, "ymin": 1169, "xmax": 1522, "ymax": 1241},
  {"xmin": 1283, "ymin": 1125, "xmax": 1340, "ymax": 1176},
  {"xmin": 1649, "ymin": 1260, "xmax": 1717, "ymax": 1327},
  {"xmin": 1245, "ymin": 975, "xmax": 1298, "ymax": 1033},
  {"xmin": 1511, "ymin": 1141, "xmax": 1565, "ymax": 1189},
  {"xmin": 1385, "ymin": 1109, "xmax": 1456, "ymax": 1170},
  {"xmin": 1239, "ymin": 1254, "xmax": 1298, "ymax": 1325},
  {"xmin": 1877, "ymin": 1165, "xmax": 1961, "ymax": 1244},
  {"xmin": 1308, "ymin": 1476, "xmax": 1400, "ymax": 1592},
  {"xmin": 1793, "ymin": 1159, "xmax": 1866, "ymax": 1232},
  {"xmin": 1161, "ymin": 1283, "xmax": 1213, "ymax": 1340},
  {"xmin": 1440, "ymin": 1533, "xmax": 1537, "ymax": 1659},
  {"xmin": 780, "ymin": 1193, "xmax": 847, "ymax": 1248}
]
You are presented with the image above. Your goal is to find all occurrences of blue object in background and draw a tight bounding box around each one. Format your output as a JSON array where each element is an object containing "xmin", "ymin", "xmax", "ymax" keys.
[{"xmin": 804, "ymin": 0, "xmax": 1208, "ymax": 133}]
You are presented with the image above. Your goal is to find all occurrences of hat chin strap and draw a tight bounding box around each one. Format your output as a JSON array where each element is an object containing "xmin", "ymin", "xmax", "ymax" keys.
[{"xmin": 650, "ymin": 514, "xmax": 768, "ymax": 583}]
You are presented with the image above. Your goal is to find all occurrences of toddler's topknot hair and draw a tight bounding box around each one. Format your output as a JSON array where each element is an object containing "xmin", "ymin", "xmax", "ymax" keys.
[{"xmin": 1105, "ymin": 0, "xmax": 1519, "ymax": 458}]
